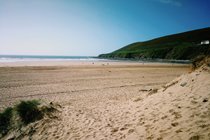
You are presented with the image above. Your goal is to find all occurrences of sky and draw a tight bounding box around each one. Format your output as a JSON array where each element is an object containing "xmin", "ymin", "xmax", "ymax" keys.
[{"xmin": 0, "ymin": 0, "xmax": 210, "ymax": 56}]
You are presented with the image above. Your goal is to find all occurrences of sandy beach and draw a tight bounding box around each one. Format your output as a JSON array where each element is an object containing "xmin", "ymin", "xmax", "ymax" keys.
[
  {"xmin": 1, "ymin": 0, "xmax": 209, "ymax": 139},
  {"xmin": 1, "ymin": 61, "xmax": 210, "ymax": 140},
  {"xmin": 0, "ymin": 61, "xmax": 189, "ymax": 110}
]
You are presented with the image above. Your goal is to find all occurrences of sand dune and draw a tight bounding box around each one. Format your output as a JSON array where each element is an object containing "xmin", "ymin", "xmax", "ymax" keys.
[{"xmin": 1, "ymin": 62, "xmax": 210, "ymax": 139}]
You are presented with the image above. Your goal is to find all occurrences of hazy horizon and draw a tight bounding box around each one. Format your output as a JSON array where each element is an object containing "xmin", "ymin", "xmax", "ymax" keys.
[{"xmin": 1, "ymin": 0, "xmax": 210, "ymax": 56}]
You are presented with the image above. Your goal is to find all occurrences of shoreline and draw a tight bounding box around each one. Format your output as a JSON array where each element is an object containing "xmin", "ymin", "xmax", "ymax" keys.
[
  {"xmin": 96, "ymin": 57, "xmax": 191, "ymax": 64},
  {"xmin": 0, "ymin": 60, "xmax": 191, "ymax": 67}
]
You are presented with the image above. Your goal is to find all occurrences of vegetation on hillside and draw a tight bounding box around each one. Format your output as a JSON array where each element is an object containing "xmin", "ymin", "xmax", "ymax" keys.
[{"xmin": 99, "ymin": 27, "xmax": 210, "ymax": 60}]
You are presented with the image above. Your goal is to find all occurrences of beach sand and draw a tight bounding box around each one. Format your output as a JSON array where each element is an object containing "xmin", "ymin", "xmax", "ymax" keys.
[
  {"xmin": 1, "ymin": 61, "xmax": 209, "ymax": 139},
  {"xmin": 0, "ymin": 61, "xmax": 189, "ymax": 110}
]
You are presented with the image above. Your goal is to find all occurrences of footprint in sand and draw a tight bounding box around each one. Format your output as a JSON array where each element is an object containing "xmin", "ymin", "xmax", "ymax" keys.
[
  {"xmin": 111, "ymin": 127, "xmax": 119, "ymax": 133},
  {"xmin": 189, "ymin": 135, "xmax": 200, "ymax": 140},
  {"xmin": 175, "ymin": 128, "xmax": 183, "ymax": 133},
  {"xmin": 171, "ymin": 122, "xmax": 179, "ymax": 127},
  {"xmin": 120, "ymin": 127, "xmax": 127, "ymax": 131},
  {"xmin": 128, "ymin": 129, "xmax": 135, "ymax": 134},
  {"xmin": 161, "ymin": 115, "xmax": 168, "ymax": 120},
  {"xmin": 169, "ymin": 109, "xmax": 182, "ymax": 119}
]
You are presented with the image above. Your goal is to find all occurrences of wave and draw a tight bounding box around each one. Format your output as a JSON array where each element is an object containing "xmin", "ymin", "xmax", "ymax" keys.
[{"xmin": 0, "ymin": 55, "xmax": 107, "ymax": 63}]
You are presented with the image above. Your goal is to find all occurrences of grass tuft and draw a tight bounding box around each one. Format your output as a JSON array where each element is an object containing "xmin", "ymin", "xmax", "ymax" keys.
[
  {"xmin": 0, "ymin": 107, "xmax": 13, "ymax": 135},
  {"xmin": 0, "ymin": 100, "xmax": 57, "ymax": 138},
  {"xmin": 16, "ymin": 100, "xmax": 43, "ymax": 124}
]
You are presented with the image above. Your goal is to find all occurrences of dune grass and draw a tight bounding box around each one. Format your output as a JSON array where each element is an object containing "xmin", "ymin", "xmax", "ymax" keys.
[
  {"xmin": 0, "ymin": 107, "xmax": 13, "ymax": 135},
  {"xmin": 16, "ymin": 100, "xmax": 43, "ymax": 124},
  {"xmin": 0, "ymin": 100, "xmax": 57, "ymax": 138}
]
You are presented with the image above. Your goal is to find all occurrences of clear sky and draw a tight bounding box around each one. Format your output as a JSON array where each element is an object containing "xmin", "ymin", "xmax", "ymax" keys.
[{"xmin": 0, "ymin": 0, "xmax": 210, "ymax": 56}]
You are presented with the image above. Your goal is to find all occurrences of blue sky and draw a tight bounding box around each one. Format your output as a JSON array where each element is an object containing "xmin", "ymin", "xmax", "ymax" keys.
[{"xmin": 0, "ymin": 0, "xmax": 210, "ymax": 56}]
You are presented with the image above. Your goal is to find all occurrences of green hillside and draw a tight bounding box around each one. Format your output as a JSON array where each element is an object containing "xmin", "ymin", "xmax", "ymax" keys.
[{"xmin": 99, "ymin": 27, "xmax": 210, "ymax": 60}]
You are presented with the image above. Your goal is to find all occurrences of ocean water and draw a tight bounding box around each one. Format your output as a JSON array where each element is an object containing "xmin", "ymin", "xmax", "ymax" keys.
[
  {"xmin": 0, "ymin": 55, "xmax": 191, "ymax": 64},
  {"xmin": 0, "ymin": 55, "xmax": 105, "ymax": 62}
]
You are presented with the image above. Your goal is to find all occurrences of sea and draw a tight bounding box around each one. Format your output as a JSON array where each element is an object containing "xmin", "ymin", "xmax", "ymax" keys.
[
  {"xmin": 0, "ymin": 55, "xmax": 191, "ymax": 64},
  {"xmin": 0, "ymin": 55, "xmax": 106, "ymax": 63}
]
